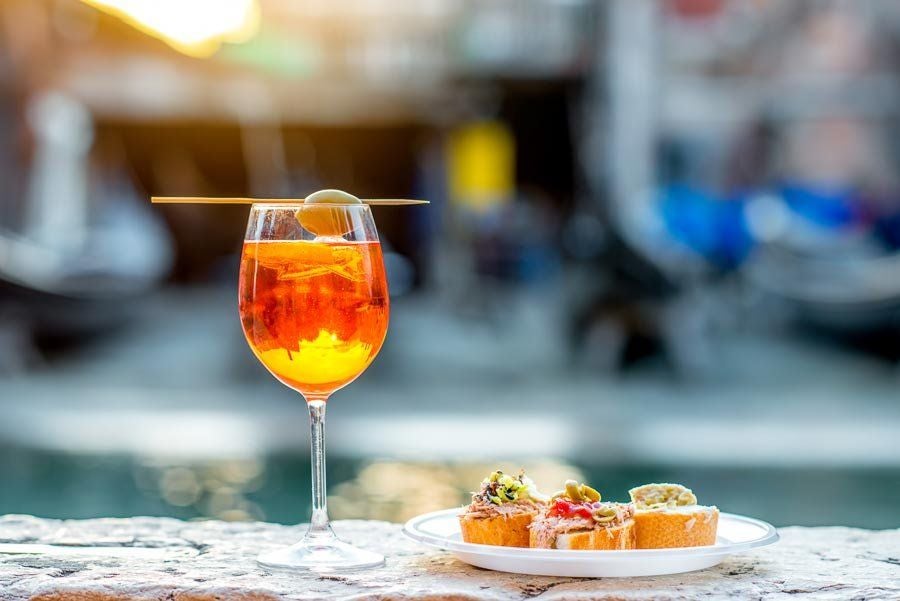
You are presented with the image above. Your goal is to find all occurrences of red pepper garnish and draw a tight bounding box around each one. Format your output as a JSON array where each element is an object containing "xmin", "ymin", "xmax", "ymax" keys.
[{"xmin": 549, "ymin": 499, "xmax": 593, "ymax": 520}]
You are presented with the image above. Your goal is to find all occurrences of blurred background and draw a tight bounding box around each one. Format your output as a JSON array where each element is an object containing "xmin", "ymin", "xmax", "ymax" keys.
[{"xmin": 1, "ymin": 0, "xmax": 899, "ymax": 529}]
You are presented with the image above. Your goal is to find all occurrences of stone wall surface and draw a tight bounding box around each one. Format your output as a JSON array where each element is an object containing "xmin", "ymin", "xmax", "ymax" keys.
[{"xmin": 0, "ymin": 515, "xmax": 898, "ymax": 600}]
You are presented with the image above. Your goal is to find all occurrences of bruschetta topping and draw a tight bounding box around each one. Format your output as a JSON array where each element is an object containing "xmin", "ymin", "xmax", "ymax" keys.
[{"xmin": 629, "ymin": 483, "xmax": 698, "ymax": 511}]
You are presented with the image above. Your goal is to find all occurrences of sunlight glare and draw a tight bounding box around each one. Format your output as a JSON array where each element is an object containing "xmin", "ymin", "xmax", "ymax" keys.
[{"xmin": 81, "ymin": 0, "xmax": 259, "ymax": 57}]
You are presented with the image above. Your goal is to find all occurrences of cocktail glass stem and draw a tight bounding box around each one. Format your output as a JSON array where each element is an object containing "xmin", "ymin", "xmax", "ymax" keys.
[
  {"xmin": 306, "ymin": 398, "xmax": 332, "ymax": 537},
  {"xmin": 255, "ymin": 395, "xmax": 384, "ymax": 570}
]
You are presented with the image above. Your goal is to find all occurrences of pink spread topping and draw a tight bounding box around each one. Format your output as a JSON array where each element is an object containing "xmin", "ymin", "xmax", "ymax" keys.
[
  {"xmin": 462, "ymin": 497, "xmax": 543, "ymax": 520},
  {"xmin": 529, "ymin": 502, "xmax": 635, "ymax": 549}
]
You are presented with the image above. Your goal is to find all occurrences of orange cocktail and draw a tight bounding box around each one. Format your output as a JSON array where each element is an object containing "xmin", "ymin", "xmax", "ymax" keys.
[
  {"xmin": 241, "ymin": 196, "xmax": 395, "ymax": 571},
  {"xmin": 239, "ymin": 239, "xmax": 389, "ymax": 396}
]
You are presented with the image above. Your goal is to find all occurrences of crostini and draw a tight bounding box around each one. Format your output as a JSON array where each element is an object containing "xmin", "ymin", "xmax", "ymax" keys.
[
  {"xmin": 529, "ymin": 480, "xmax": 636, "ymax": 550},
  {"xmin": 629, "ymin": 483, "xmax": 719, "ymax": 549},
  {"xmin": 459, "ymin": 470, "xmax": 547, "ymax": 547}
]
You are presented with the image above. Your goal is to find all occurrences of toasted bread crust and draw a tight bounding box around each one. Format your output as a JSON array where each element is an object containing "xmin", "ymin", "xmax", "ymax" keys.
[
  {"xmin": 529, "ymin": 519, "xmax": 636, "ymax": 550},
  {"xmin": 459, "ymin": 512, "xmax": 535, "ymax": 547},
  {"xmin": 633, "ymin": 507, "xmax": 719, "ymax": 549}
]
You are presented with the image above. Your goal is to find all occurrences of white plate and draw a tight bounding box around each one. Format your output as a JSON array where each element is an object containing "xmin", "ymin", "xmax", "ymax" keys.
[{"xmin": 403, "ymin": 508, "xmax": 778, "ymax": 577}]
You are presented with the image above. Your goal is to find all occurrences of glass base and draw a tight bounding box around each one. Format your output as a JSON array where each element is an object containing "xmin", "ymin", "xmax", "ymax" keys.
[{"xmin": 257, "ymin": 534, "xmax": 385, "ymax": 571}]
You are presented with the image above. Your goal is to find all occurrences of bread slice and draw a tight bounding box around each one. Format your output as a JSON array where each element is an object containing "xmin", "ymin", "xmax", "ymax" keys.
[
  {"xmin": 530, "ymin": 519, "xmax": 636, "ymax": 550},
  {"xmin": 633, "ymin": 506, "xmax": 719, "ymax": 549},
  {"xmin": 459, "ymin": 512, "xmax": 534, "ymax": 547}
]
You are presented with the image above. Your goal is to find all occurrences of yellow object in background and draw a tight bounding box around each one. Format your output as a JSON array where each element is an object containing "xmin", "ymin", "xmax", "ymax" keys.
[
  {"xmin": 447, "ymin": 121, "xmax": 515, "ymax": 213},
  {"xmin": 81, "ymin": 0, "xmax": 260, "ymax": 58}
]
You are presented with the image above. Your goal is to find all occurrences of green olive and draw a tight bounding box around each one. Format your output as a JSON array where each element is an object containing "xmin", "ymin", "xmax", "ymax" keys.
[
  {"xmin": 591, "ymin": 506, "xmax": 617, "ymax": 523},
  {"xmin": 564, "ymin": 480, "xmax": 582, "ymax": 501},
  {"xmin": 552, "ymin": 480, "xmax": 602, "ymax": 503},
  {"xmin": 582, "ymin": 484, "xmax": 601, "ymax": 502},
  {"xmin": 296, "ymin": 189, "xmax": 361, "ymax": 237}
]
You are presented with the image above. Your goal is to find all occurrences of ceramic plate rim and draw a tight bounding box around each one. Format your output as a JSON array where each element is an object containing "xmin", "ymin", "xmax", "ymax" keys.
[{"xmin": 403, "ymin": 508, "xmax": 779, "ymax": 560}]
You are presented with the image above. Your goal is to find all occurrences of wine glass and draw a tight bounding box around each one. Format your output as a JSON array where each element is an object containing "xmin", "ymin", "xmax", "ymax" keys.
[{"xmin": 239, "ymin": 202, "xmax": 389, "ymax": 570}]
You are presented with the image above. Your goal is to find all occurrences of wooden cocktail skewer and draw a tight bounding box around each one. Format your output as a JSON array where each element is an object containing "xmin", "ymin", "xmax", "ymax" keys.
[{"xmin": 151, "ymin": 196, "xmax": 428, "ymax": 206}]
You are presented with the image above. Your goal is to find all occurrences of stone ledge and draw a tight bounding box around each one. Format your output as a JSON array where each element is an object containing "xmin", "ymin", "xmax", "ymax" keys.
[{"xmin": 1, "ymin": 515, "xmax": 898, "ymax": 600}]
